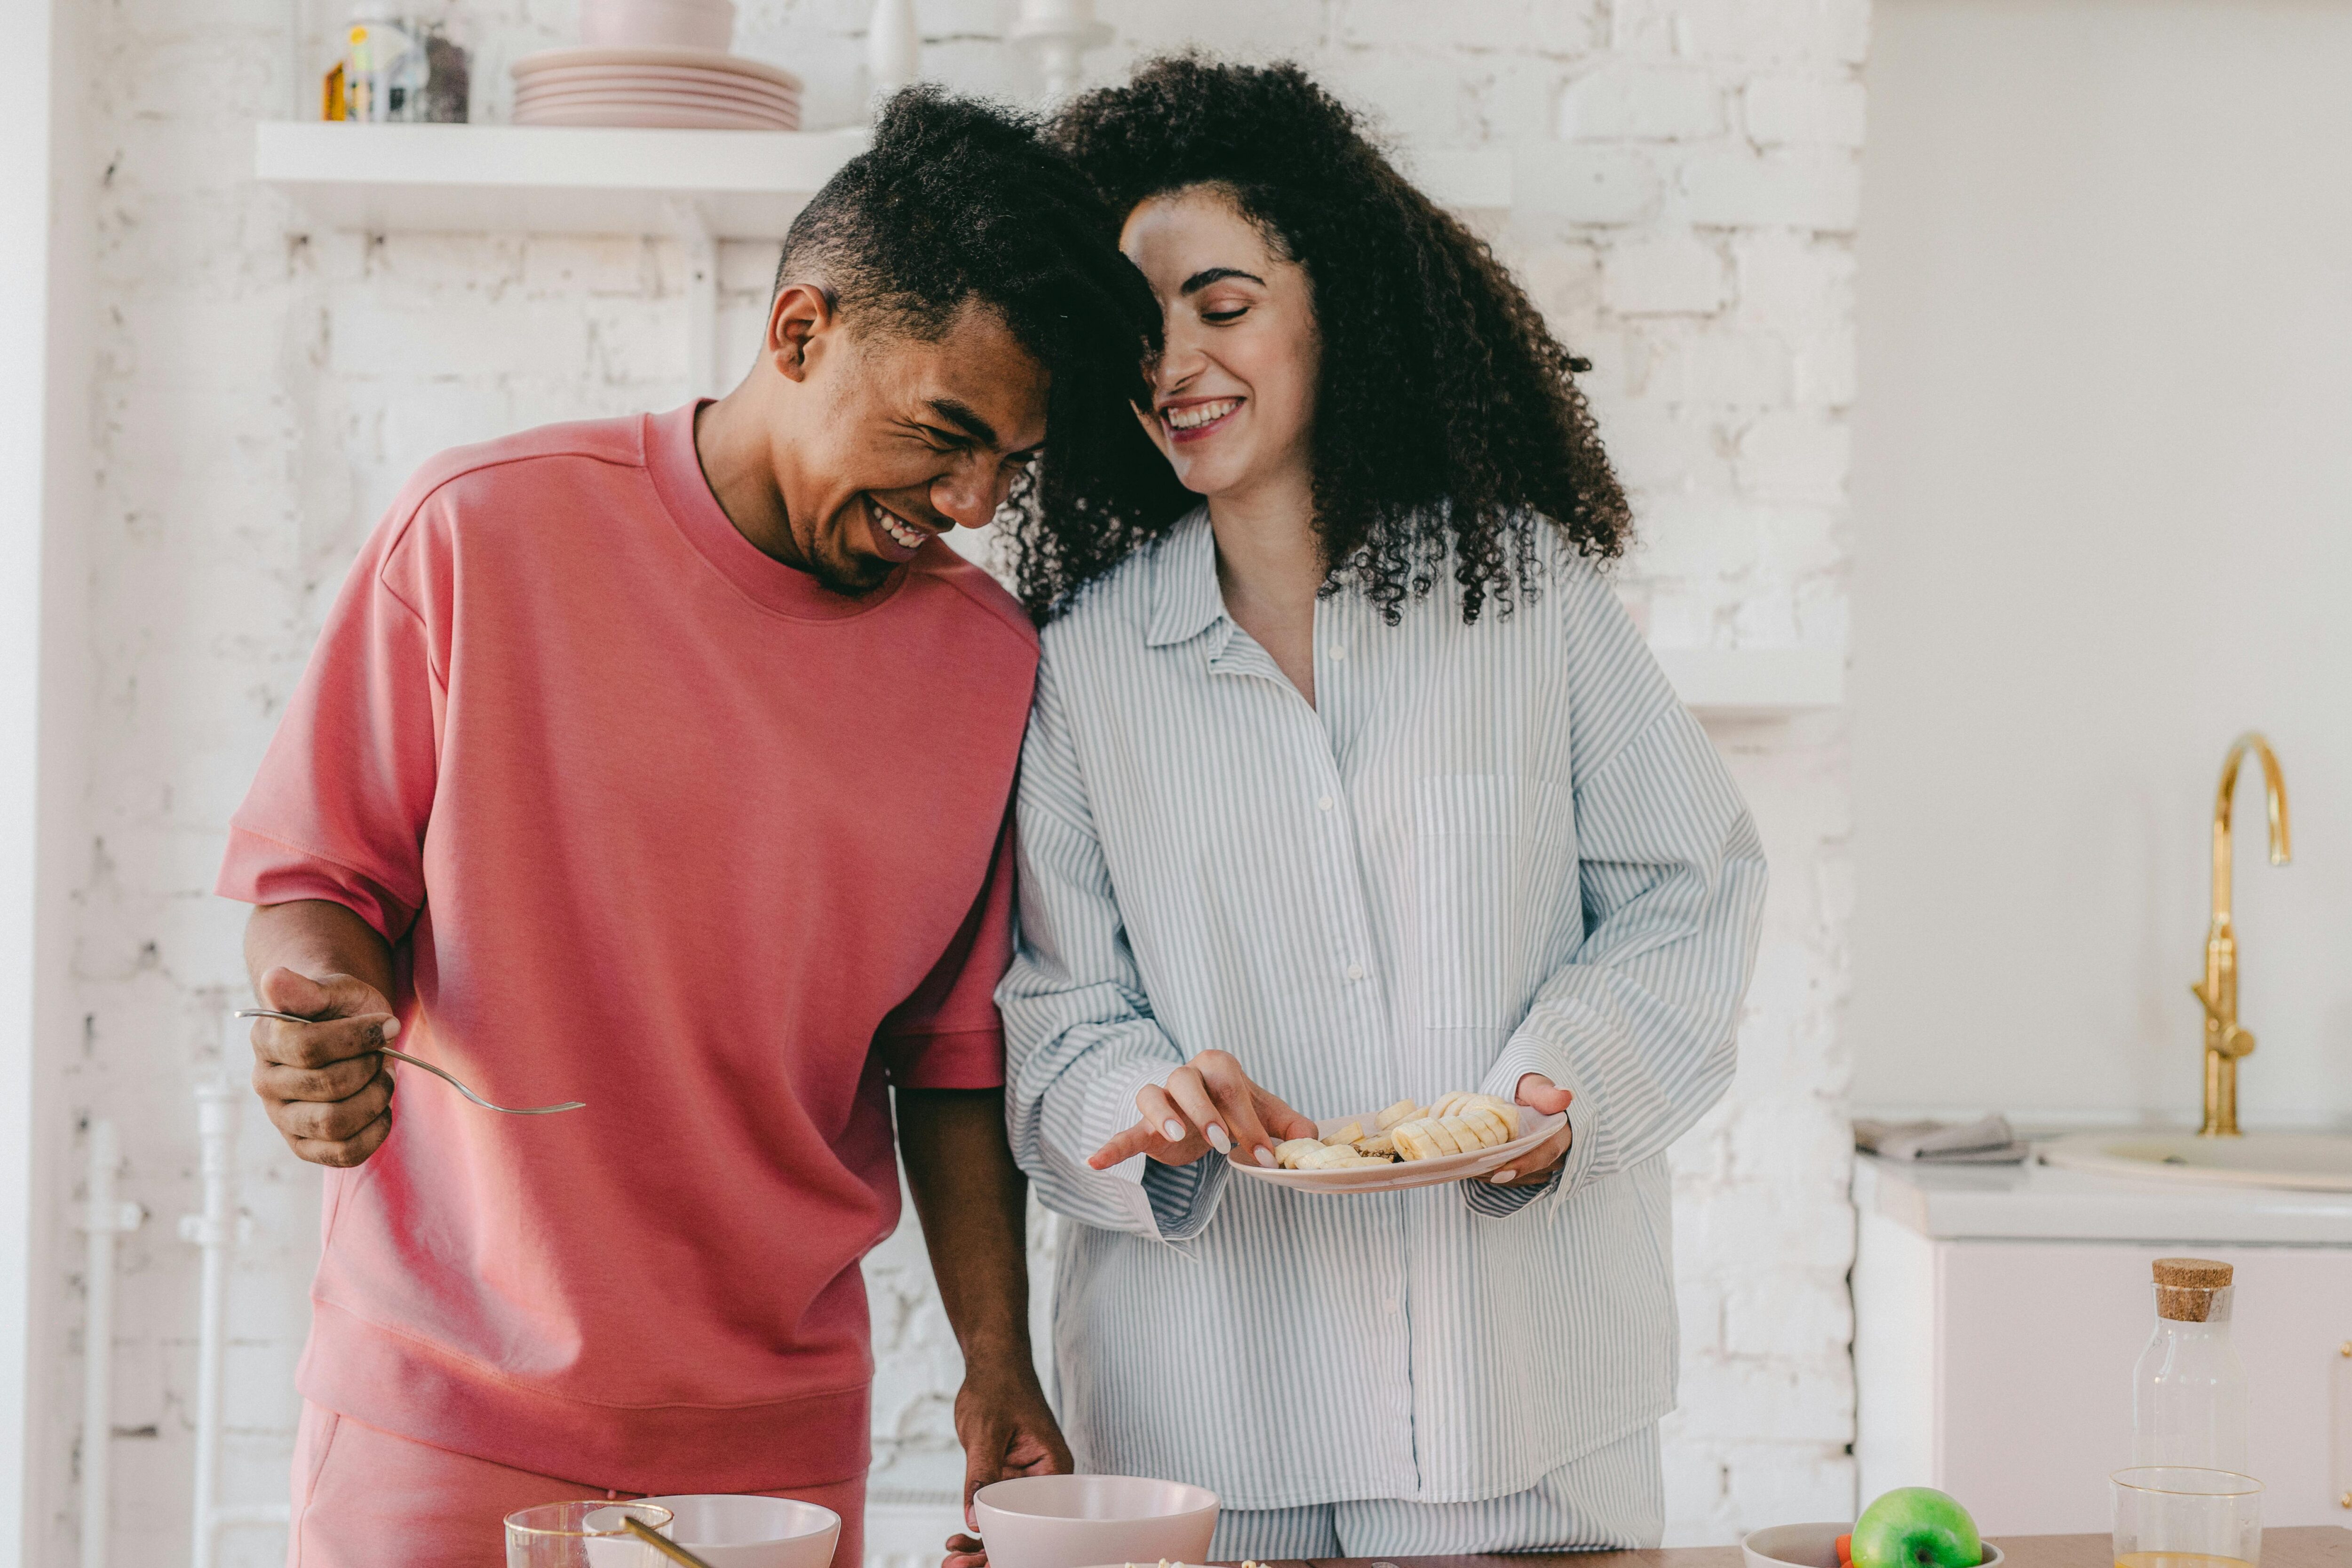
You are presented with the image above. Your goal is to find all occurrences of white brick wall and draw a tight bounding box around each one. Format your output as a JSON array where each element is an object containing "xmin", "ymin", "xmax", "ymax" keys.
[{"xmin": 42, "ymin": 0, "xmax": 1860, "ymax": 1560}]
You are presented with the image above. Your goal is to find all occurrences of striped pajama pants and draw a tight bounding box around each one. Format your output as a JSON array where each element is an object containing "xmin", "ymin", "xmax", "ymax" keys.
[{"xmin": 1206, "ymin": 1423, "xmax": 1662, "ymax": 1560}]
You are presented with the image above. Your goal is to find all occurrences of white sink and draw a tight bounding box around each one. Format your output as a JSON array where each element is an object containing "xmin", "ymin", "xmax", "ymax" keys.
[{"xmin": 2039, "ymin": 1130, "xmax": 2352, "ymax": 1192}]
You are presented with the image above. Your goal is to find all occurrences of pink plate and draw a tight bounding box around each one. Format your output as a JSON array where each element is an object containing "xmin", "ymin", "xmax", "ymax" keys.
[
  {"xmin": 1226, "ymin": 1106, "xmax": 1567, "ymax": 1194},
  {"xmin": 513, "ymin": 103, "xmax": 797, "ymax": 130},
  {"xmin": 513, "ymin": 72, "xmax": 799, "ymax": 108},
  {"xmin": 515, "ymin": 82, "xmax": 801, "ymax": 112},
  {"xmin": 511, "ymin": 44, "xmax": 801, "ymax": 91},
  {"xmin": 513, "ymin": 61, "xmax": 801, "ymax": 92}
]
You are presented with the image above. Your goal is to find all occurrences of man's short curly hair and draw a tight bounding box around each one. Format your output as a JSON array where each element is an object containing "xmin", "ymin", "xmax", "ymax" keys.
[
  {"xmin": 777, "ymin": 87, "xmax": 1177, "ymax": 570},
  {"xmin": 1019, "ymin": 55, "xmax": 1633, "ymax": 624}
]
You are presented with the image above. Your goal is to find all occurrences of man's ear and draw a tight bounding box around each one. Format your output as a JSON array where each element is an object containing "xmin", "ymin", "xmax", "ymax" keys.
[{"xmin": 767, "ymin": 282, "xmax": 835, "ymax": 383}]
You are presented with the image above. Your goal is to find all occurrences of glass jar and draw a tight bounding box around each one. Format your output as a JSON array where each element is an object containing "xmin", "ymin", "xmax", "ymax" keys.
[
  {"xmin": 2131, "ymin": 1256, "xmax": 2249, "ymax": 1473},
  {"xmin": 326, "ymin": 3, "xmax": 469, "ymax": 123}
]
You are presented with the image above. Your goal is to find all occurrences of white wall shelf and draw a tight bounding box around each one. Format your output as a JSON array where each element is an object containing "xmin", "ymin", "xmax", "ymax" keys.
[
  {"xmin": 255, "ymin": 120, "xmax": 870, "ymax": 395},
  {"xmin": 253, "ymin": 121, "xmax": 868, "ymax": 239},
  {"xmin": 1653, "ymin": 646, "xmax": 1845, "ymax": 720},
  {"xmin": 251, "ymin": 120, "xmax": 1513, "ymax": 399}
]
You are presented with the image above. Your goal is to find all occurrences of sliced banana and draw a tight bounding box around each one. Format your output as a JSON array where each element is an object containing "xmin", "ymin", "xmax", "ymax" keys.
[
  {"xmin": 1445, "ymin": 1114, "xmax": 1497, "ymax": 1151},
  {"xmin": 1273, "ymin": 1091, "xmax": 1525, "ymax": 1172},
  {"xmin": 1295, "ymin": 1143, "xmax": 1376, "ymax": 1171},
  {"xmin": 1462, "ymin": 1105, "xmax": 1517, "ymax": 1147},
  {"xmin": 1273, "ymin": 1138, "xmax": 1326, "ymax": 1170},
  {"xmin": 1392, "ymin": 1121, "xmax": 1444, "ymax": 1161}
]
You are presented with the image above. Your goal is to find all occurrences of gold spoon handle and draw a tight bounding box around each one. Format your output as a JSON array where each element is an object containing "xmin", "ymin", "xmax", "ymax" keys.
[
  {"xmin": 621, "ymin": 1516, "xmax": 718, "ymax": 1568},
  {"xmin": 232, "ymin": 1008, "xmax": 586, "ymax": 1115}
]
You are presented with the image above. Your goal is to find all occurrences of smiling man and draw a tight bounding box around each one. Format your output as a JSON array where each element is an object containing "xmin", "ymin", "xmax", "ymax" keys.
[{"xmin": 214, "ymin": 90, "xmax": 1169, "ymax": 1568}]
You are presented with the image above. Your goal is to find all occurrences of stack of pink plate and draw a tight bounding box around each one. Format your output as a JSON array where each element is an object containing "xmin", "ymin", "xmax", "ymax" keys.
[{"xmin": 511, "ymin": 46, "xmax": 802, "ymax": 130}]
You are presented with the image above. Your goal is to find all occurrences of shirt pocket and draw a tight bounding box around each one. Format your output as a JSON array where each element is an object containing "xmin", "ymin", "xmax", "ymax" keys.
[{"xmin": 1413, "ymin": 773, "xmax": 1577, "ymax": 1029}]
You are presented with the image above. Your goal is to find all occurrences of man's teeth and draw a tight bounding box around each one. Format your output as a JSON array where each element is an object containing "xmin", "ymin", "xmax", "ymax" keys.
[
  {"xmin": 872, "ymin": 501, "xmax": 924, "ymax": 549},
  {"xmin": 1166, "ymin": 399, "xmax": 1239, "ymax": 430}
]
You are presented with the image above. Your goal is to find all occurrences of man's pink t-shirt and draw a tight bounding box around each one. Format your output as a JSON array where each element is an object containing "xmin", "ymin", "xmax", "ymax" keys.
[{"xmin": 216, "ymin": 404, "xmax": 1039, "ymax": 1492}]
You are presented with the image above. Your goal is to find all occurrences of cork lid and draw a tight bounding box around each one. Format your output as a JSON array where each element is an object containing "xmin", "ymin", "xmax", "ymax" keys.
[
  {"xmin": 2153, "ymin": 1258, "xmax": 2233, "ymax": 1288},
  {"xmin": 2153, "ymin": 1257, "xmax": 2233, "ymax": 1321}
]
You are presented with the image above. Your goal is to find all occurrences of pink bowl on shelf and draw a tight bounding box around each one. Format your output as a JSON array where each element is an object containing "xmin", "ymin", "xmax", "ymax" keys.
[{"xmin": 581, "ymin": 0, "xmax": 737, "ymax": 51}]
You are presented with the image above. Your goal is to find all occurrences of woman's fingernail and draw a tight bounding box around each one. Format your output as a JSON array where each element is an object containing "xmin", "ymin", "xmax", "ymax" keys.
[
  {"xmin": 380, "ymin": 1018, "xmax": 400, "ymax": 1039},
  {"xmin": 1205, "ymin": 1124, "xmax": 1231, "ymax": 1153},
  {"xmin": 1255, "ymin": 1146, "xmax": 1277, "ymax": 1168},
  {"xmin": 1493, "ymin": 1169, "xmax": 1518, "ymax": 1184},
  {"xmin": 1162, "ymin": 1119, "xmax": 1185, "ymax": 1141}
]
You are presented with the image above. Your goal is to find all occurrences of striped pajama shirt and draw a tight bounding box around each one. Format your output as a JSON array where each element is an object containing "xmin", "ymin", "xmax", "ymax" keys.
[{"xmin": 998, "ymin": 508, "xmax": 1766, "ymax": 1541}]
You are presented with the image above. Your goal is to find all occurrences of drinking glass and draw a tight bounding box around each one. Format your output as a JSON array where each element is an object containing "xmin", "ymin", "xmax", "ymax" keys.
[
  {"xmin": 504, "ymin": 1500, "xmax": 675, "ymax": 1567},
  {"xmin": 2112, "ymin": 1467, "xmax": 2263, "ymax": 1568}
]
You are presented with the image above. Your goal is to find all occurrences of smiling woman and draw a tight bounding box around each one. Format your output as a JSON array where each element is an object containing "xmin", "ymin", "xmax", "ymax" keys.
[
  {"xmin": 992, "ymin": 53, "xmax": 1766, "ymax": 1567},
  {"xmin": 1120, "ymin": 192, "xmax": 1321, "ymax": 516},
  {"xmin": 1006, "ymin": 54, "xmax": 1629, "ymax": 625}
]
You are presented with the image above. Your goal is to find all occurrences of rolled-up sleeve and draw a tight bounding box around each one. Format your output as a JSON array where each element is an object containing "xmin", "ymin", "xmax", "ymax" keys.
[
  {"xmin": 998, "ymin": 658, "xmax": 1228, "ymax": 1241},
  {"xmin": 1479, "ymin": 572, "xmax": 1768, "ymax": 1206}
]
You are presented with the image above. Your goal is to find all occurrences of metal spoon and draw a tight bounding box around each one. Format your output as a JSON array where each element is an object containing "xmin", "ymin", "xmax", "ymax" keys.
[
  {"xmin": 621, "ymin": 1516, "xmax": 718, "ymax": 1568},
  {"xmin": 233, "ymin": 1008, "xmax": 586, "ymax": 1115}
]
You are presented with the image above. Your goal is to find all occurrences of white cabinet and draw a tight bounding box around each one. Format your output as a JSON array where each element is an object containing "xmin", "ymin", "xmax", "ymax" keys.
[{"xmin": 1853, "ymin": 1156, "xmax": 2352, "ymax": 1534}]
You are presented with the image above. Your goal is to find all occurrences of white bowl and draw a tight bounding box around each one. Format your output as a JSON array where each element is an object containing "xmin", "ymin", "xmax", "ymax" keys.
[
  {"xmin": 581, "ymin": 0, "xmax": 736, "ymax": 51},
  {"xmin": 631, "ymin": 1496, "xmax": 840, "ymax": 1568},
  {"xmin": 1741, "ymin": 1522, "xmax": 2005, "ymax": 1568},
  {"xmin": 972, "ymin": 1475, "xmax": 1218, "ymax": 1568}
]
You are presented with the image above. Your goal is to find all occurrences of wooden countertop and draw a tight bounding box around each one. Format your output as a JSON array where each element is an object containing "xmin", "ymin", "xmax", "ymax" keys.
[{"xmin": 1243, "ymin": 1526, "xmax": 2352, "ymax": 1568}]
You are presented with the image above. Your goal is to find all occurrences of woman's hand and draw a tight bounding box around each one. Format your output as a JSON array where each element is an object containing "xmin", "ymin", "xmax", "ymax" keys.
[
  {"xmin": 1087, "ymin": 1049, "xmax": 1319, "ymax": 1172},
  {"xmin": 1482, "ymin": 1073, "xmax": 1575, "ymax": 1186}
]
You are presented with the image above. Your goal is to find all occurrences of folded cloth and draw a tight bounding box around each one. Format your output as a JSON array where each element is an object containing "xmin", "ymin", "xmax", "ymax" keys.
[{"xmin": 1853, "ymin": 1114, "xmax": 2029, "ymax": 1164}]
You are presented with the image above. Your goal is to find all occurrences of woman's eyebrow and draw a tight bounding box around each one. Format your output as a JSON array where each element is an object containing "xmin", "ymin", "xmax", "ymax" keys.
[{"xmin": 1181, "ymin": 266, "xmax": 1265, "ymax": 294}]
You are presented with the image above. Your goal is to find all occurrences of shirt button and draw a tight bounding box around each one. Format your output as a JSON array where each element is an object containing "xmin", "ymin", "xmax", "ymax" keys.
[
  {"xmin": 1328, "ymin": 644, "xmax": 1348, "ymax": 661},
  {"xmin": 1383, "ymin": 1298, "xmax": 1400, "ymax": 1314},
  {"xmin": 1317, "ymin": 794, "xmax": 1334, "ymax": 811},
  {"xmin": 1345, "ymin": 962, "xmax": 1367, "ymax": 981}
]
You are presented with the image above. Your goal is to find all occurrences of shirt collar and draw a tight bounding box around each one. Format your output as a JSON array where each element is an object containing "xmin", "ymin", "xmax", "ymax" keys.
[{"xmin": 1144, "ymin": 506, "xmax": 1224, "ymax": 648}]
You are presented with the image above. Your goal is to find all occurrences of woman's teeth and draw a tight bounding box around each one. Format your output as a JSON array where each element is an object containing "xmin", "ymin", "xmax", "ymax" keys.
[
  {"xmin": 871, "ymin": 499, "xmax": 924, "ymax": 549},
  {"xmin": 1165, "ymin": 399, "xmax": 1239, "ymax": 430}
]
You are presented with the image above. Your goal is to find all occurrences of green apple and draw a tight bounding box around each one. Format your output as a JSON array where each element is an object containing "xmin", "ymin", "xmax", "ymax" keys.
[{"xmin": 1850, "ymin": 1488, "xmax": 1983, "ymax": 1568}]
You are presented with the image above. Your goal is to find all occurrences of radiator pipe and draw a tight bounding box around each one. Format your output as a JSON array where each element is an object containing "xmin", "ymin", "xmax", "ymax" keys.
[{"xmin": 79, "ymin": 1119, "xmax": 143, "ymax": 1568}]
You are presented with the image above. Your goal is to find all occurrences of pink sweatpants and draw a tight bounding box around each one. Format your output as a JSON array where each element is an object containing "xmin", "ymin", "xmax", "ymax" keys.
[{"xmin": 287, "ymin": 1401, "xmax": 868, "ymax": 1568}]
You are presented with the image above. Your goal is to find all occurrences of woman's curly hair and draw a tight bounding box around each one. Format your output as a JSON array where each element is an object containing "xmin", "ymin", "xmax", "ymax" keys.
[{"xmin": 1013, "ymin": 55, "xmax": 1632, "ymax": 624}]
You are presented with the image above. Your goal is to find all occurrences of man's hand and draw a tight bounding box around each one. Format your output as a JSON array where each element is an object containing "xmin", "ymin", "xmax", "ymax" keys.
[
  {"xmin": 249, "ymin": 965, "xmax": 399, "ymax": 1167},
  {"xmin": 1482, "ymin": 1073, "xmax": 1574, "ymax": 1187},
  {"xmin": 941, "ymin": 1351, "xmax": 1070, "ymax": 1568},
  {"xmin": 940, "ymin": 1367, "xmax": 1065, "ymax": 1568},
  {"xmin": 894, "ymin": 1088, "xmax": 1069, "ymax": 1568},
  {"xmin": 1087, "ymin": 1049, "xmax": 1319, "ymax": 1172}
]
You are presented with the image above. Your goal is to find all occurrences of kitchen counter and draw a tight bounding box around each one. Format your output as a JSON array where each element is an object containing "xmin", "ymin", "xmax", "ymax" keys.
[
  {"xmin": 1273, "ymin": 1527, "xmax": 2352, "ymax": 1568},
  {"xmin": 1853, "ymin": 1148, "xmax": 2352, "ymax": 1244},
  {"xmin": 1852, "ymin": 1158, "xmax": 2352, "ymax": 1529}
]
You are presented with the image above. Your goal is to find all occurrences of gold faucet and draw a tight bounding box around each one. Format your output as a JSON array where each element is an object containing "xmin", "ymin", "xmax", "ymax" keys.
[{"xmin": 2189, "ymin": 732, "xmax": 2290, "ymax": 1137}]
